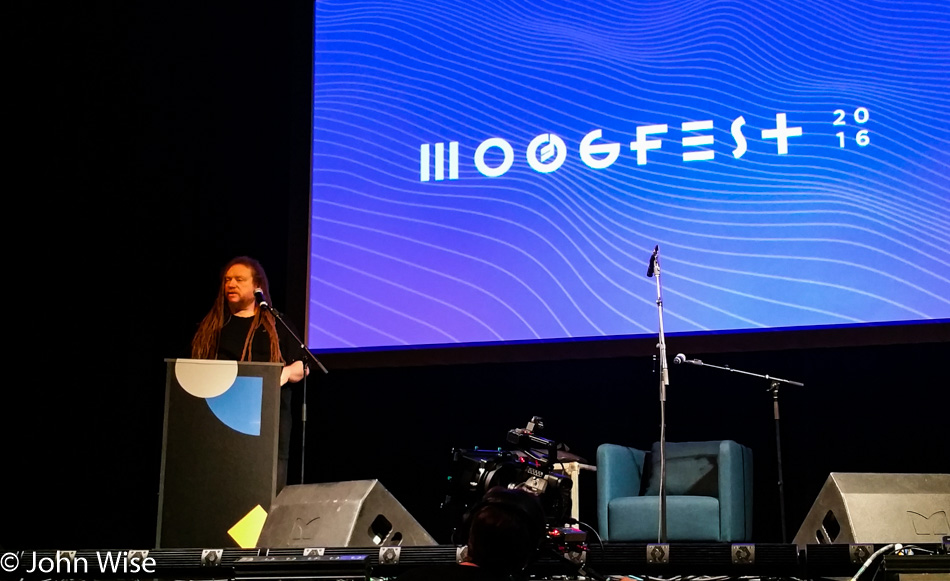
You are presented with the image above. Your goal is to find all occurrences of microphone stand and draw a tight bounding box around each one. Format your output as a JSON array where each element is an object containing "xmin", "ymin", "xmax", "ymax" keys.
[
  {"xmin": 259, "ymin": 301, "xmax": 328, "ymax": 485},
  {"xmin": 677, "ymin": 357, "xmax": 802, "ymax": 542},
  {"xmin": 646, "ymin": 246, "xmax": 669, "ymax": 543}
]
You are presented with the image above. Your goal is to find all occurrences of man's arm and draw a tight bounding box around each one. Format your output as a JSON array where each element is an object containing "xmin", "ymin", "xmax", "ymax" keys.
[{"xmin": 280, "ymin": 359, "xmax": 309, "ymax": 386}]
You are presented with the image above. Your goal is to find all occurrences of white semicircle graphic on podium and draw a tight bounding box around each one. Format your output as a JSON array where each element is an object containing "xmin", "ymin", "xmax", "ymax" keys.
[
  {"xmin": 174, "ymin": 359, "xmax": 262, "ymax": 435},
  {"xmin": 175, "ymin": 360, "xmax": 239, "ymax": 398}
]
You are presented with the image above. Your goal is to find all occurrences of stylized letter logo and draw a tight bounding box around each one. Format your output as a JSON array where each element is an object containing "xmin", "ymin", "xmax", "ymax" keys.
[
  {"xmin": 731, "ymin": 116, "xmax": 748, "ymax": 158},
  {"xmin": 526, "ymin": 133, "xmax": 567, "ymax": 173},
  {"xmin": 420, "ymin": 142, "xmax": 459, "ymax": 182},
  {"xmin": 761, "ymin": 113, "xmax": 802, "ymax": 155},
  {"xmin": 580, "ymin": 129, "xmax": 620, "ymax": 169},
  {"xmin": 682, "ymin": 120, "xmax": 714, "ymax": 161},
  {"xmin": 630, "ymin": 124, "xmax": 668, "ymax": 165},
  {"xmin": 474, "ymin": 137, "xmax": 514, "ymax": 177}
]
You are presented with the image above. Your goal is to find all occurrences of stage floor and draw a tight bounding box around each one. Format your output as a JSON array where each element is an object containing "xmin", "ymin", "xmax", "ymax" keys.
[{"xmin": 7, "ymin": 542, "xmax": 948, "ymax": 580}]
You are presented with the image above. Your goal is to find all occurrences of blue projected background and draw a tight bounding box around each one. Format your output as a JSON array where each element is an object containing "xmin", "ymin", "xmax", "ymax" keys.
[{"xmin": 307, "ymin": 0, "xmax": 950, "ymax": 351}]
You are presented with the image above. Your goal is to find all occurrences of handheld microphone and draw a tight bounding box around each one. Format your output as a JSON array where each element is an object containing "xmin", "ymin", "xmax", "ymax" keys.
[
  {"xmin": 646, "ymin": 245, "xmax": 659, "ymax": 277},
  {"xmin": 254, "ymin": 288, "xmax": 270, "ymax": 310}
]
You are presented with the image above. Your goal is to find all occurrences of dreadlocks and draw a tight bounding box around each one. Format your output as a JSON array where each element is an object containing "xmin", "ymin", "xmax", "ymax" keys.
[{"xmin": 191, "ymin": 256, "xmax": 283, "ymax": 363}]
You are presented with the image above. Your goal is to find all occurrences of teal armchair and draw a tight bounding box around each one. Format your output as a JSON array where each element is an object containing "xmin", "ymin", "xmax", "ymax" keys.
[{"xmin": 596, "ymin": 440, "xmax": 753, "ymax": 541}]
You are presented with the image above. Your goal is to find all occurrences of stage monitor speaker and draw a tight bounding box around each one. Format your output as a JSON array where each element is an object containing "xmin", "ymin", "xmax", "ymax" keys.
[
  {"xmin": 793, "ymin": 473, "xmax": 950, "ymax": 548},
  {"xmin": 257, "ymin": 479, "xmax": 438, "ymax": 548}
]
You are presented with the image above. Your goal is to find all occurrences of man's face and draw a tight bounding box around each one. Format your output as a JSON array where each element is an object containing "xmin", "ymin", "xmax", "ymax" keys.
[{"xmin": 224, "ymin": 263, "xmax": 257, "ymax": 311}]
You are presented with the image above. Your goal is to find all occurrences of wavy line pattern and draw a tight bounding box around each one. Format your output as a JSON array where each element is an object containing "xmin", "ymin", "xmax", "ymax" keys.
[{"xmin": 308, "ymin": 0, "xmax": 950, "ymax": 350}]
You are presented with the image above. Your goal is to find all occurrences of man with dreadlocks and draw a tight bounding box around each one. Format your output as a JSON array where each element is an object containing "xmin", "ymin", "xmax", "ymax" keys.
[{"xmin": 191, "ymin": 256, "xmax": 308, "ymax": 492}]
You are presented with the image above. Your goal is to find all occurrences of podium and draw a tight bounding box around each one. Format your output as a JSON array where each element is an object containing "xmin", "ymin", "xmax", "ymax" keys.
[{"xmin": 157, "ymin": 358, "xmax": 283, "ymax": 548}]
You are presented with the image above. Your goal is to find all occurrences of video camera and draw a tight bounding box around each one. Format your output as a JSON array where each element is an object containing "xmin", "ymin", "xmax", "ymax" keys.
[{"xmin": 442, "ymin": 416, "xmax": 577, "ymax": 542}]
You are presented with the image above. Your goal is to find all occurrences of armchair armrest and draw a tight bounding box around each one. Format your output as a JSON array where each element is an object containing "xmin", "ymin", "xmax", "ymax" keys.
[
  {"xmin": 596, "ymin": 443, "xmax": 647, "ymax": 541},
  {"xmin": 717, "ymin": 440, "xmax": 754, "ymax": 541}
]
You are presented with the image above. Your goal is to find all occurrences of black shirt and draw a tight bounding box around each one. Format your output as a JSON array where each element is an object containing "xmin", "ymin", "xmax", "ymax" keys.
[
  {"xmin": 216, "ymin": 312, "xmax": 307, "ymax": 462},
  {"xmin": 217, "ymin": 313, "xmax": 305, "ymax": 364}
]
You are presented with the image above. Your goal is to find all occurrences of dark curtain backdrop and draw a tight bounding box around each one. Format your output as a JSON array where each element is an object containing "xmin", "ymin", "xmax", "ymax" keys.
[{"xmin": 5, "ymin": 2, "xmax": 947, "ymax": 550}]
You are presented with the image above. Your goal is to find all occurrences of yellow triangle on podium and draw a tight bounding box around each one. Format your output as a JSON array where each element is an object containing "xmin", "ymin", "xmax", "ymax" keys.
[{"xmin": 228, "ymin": 504, "xmax": 268, "ymax": 548}]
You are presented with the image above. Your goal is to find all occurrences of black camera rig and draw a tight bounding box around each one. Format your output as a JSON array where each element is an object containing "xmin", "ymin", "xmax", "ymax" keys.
[
  {"xmin": 441, "ymin": 417, "xmax": 599, "ymax": 575},
  {"xmin": 442, "ymin": 416, "xmax": 575, "ymax": 539}
]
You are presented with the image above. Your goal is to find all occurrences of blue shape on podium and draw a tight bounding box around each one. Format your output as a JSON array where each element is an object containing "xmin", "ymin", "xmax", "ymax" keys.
[{"xmin": 206, "ymin": 376, "xmax": 263, "ymax": 436}]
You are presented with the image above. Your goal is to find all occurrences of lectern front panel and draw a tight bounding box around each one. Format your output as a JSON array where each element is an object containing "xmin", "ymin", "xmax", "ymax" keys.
[{"xmin": 157, "ymin": 359, "xmax": 282, "ymax": 548}]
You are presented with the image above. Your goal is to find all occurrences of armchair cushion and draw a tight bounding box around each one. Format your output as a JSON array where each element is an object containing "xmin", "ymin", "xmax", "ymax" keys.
[
  {"xmin": 608, "ymin": 496, "xmax": 720, "ymax": 541},
  {"xmin": 596, "ymin": 440, "xmax": 753, "ymax": 541}
]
